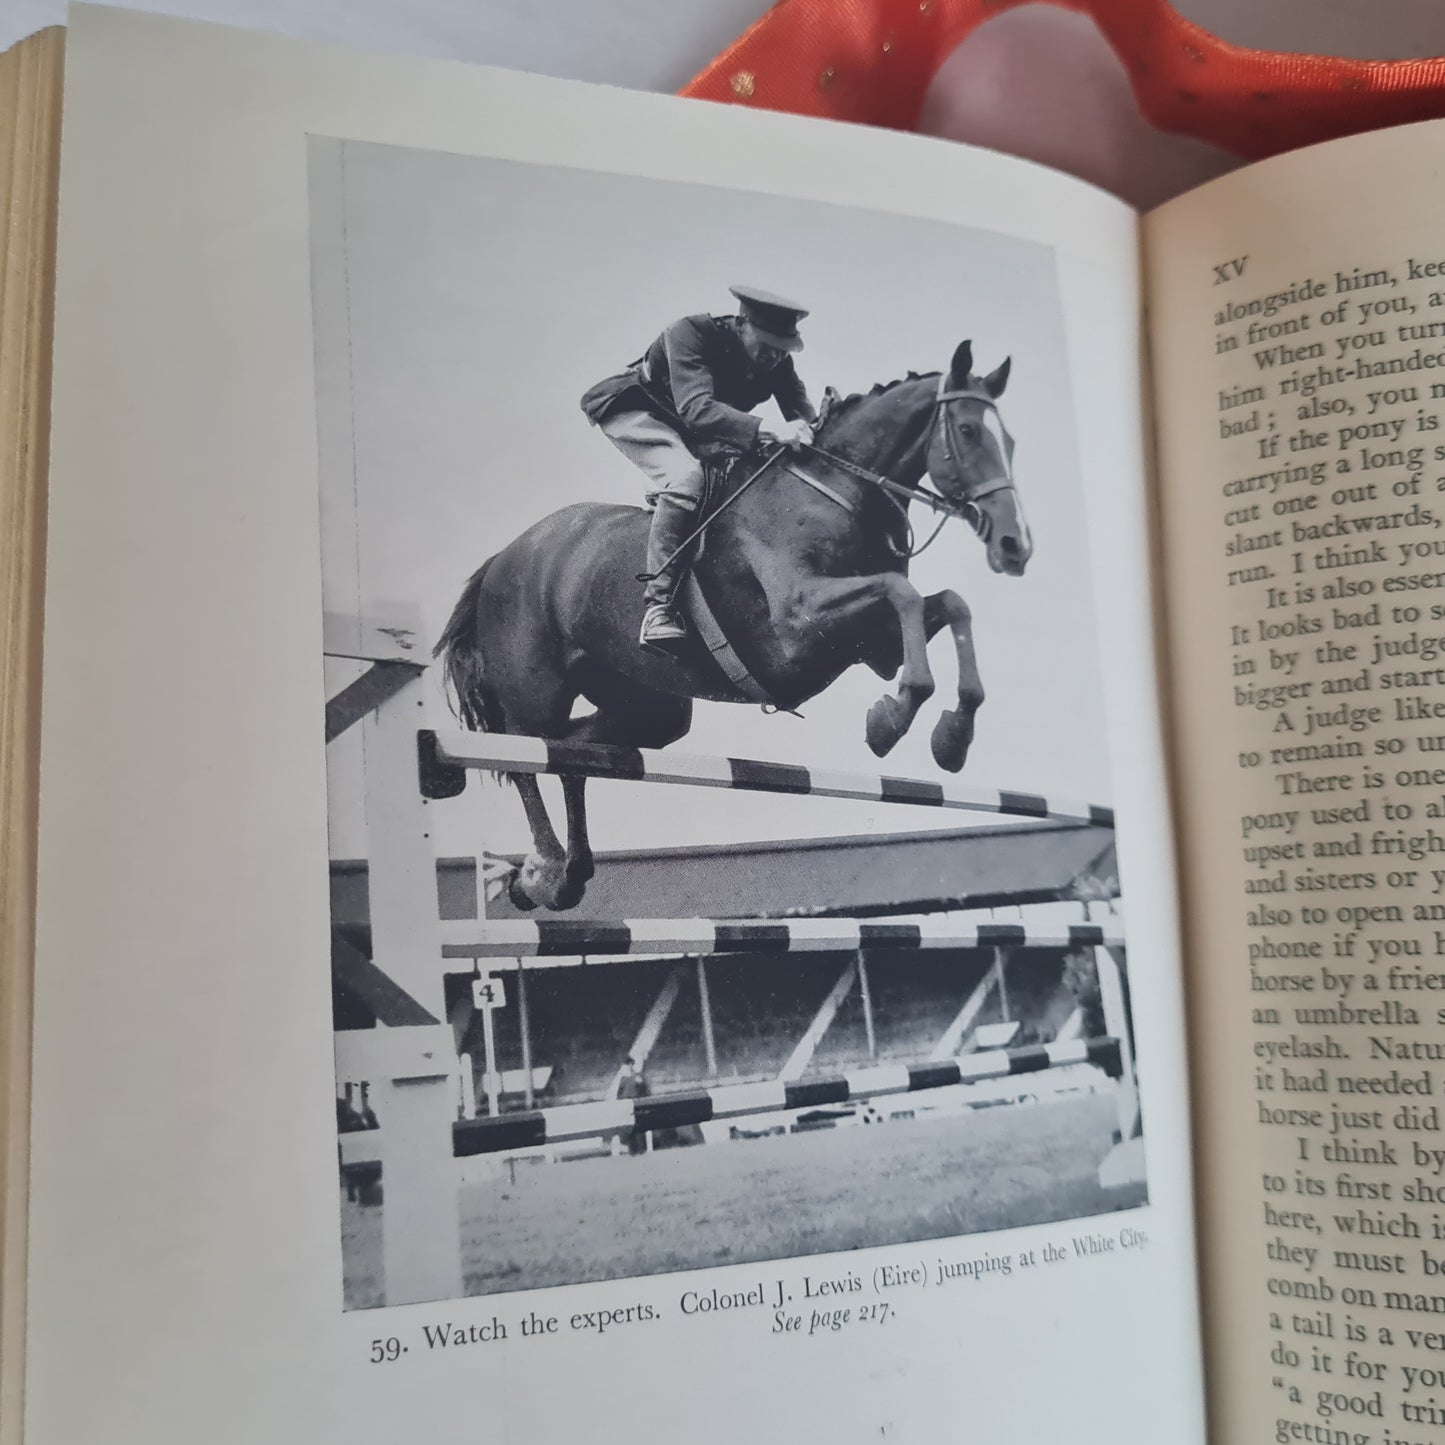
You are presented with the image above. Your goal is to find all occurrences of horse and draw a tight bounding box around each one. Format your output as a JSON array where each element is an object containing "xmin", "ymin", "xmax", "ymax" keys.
[{"xmin": 435, "ymin": 340, "xmax": 1030, "ymax": 912}]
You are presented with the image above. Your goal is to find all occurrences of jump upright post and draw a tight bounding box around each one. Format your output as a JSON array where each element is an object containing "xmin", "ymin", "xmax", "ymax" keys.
[
  {"xmin": 327, "ymin": 609, "xmax": 1142, "ymax": 1308},
  {"xmin": 326, "ymin": 611, "xmax": 464, "ymax": 1305}
]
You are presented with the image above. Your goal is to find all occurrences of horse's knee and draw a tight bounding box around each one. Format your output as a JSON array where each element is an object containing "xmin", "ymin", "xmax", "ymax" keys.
[
  {"xmin": 880, "ymin": 573, "xmax": 926, "ymax": 618},
  {"xmin": 926, "ymin": 588, "xmax": 971, "ymax": 631},
  {"xmin": 902, "ymin": 674, "xmax": 935, "ymax": 708}
]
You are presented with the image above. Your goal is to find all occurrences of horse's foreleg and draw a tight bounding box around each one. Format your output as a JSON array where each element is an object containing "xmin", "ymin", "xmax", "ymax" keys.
[
  {"xmin": 866, "ymin": 574, "xmax": 937, "ymax": 757},
  {"xmin": 509, "ymin": 774, "xmax": 570, "ymax": 911},
  {"xmin": 923, "ymin": 589, "xmax": 983, "ymax": 772},
  {"xmin": 794, "ymin": 574, "xmax": 935, "ymax": 757}
]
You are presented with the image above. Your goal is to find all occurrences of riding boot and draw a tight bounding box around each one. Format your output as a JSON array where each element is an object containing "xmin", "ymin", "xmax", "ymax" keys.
[{"xmin": 640, "ymin": 493, "xmax": 695, "ymax": 648}]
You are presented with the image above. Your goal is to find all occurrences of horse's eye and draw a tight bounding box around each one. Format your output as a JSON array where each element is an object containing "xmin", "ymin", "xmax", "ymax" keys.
[{"xmin": 960, "ymin": 423, "xmax": 979, "ymax": 440}]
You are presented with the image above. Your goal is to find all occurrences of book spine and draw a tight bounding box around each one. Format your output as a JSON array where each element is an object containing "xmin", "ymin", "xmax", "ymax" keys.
[{"xmin": 0, "ymin": 25, "xmax": 64, "ymax": 1444}]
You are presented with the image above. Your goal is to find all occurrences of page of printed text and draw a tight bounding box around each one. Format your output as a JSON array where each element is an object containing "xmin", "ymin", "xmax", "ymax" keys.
[{"xmin": 1150, "ymin": 120, "xmax": 1445, "ymax": 1445}]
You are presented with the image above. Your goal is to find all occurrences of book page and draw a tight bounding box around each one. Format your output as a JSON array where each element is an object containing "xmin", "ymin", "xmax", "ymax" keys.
[
  {"xmin": 0, "ymin": 27, "xmax": 63, "ymax": 1445},
  {"xmin": 1148, "ymin": 121, "xmax": 1445, "ymax": 1445},
  {"xmin": 25, "ymin": 7, "xmax": 1200, "ymax": 1441}
]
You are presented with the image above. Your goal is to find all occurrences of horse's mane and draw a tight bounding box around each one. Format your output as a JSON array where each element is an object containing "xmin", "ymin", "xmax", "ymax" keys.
[
  {"xmin": 823, "ymin": 370, "xmax": 934, "ymax": 420},
  {"xmin": 815, "ymin": 371, "xmax": 946, "ymax": 441}
]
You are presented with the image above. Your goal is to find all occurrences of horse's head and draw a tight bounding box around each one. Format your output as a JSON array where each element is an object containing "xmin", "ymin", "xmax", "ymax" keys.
[{"xmin": 927, "ymin": 341, "xmax": 1031, "ymax": 577}]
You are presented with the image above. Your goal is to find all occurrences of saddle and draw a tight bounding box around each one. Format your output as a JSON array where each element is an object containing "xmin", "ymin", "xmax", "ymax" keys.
[{"xmin": 665, "ymin": 431, "xmax": 835, "ymax": 711}]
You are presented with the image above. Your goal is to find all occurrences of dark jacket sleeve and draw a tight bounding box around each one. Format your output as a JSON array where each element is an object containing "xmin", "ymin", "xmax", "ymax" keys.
[
  {"xmin": 664, "ymin": 319, "xmax": 763, "ymax": 452},
  {"xmin": 772, "ymin": 358, "xmax": 817, "ymax": 423}
]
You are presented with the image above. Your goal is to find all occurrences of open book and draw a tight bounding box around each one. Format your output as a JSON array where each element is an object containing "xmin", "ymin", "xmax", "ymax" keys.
[{"xmin": 8, "ymin": 6, "xmax": 1445, "ymax": 1441}]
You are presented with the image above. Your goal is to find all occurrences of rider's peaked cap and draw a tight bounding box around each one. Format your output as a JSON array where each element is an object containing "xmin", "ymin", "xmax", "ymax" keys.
[{"xmin": 729, "ymin": 285, "xmax": 808, "ymax": 353}]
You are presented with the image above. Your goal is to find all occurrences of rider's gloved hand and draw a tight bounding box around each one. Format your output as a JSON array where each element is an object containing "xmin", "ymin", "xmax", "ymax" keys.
[{"xmin": 760, "ymin": 418, "xmax": 814, "ymax": 450}]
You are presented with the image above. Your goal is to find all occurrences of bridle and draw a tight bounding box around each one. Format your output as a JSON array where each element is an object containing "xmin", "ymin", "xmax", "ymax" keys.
[
  {"xmin": 929, "ymin": 372, "xmax": 1019, "ymax": 539},
  {"xmin": 795, "ymin": 371, "xmax": 1019, "ymax": 558},
  {"xmin": 639, "ymin": 368, "xmax": 1020, "ymax": 583}
]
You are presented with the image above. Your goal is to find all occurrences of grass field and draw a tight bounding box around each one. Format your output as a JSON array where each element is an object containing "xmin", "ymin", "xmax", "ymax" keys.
[{"xmin": 340, "ymin": 1094, "xmax": 1145, "ymax": 1308}]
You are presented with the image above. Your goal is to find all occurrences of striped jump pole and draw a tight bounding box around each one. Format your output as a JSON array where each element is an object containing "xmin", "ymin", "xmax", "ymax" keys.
[
  {"xmin": 451, "ymin": 1037, "xmax": 1124, "ymax": 1157},
  {"xmin": 422, "ymin": 729, "xmax": 1113, "ymax": 829},
  {"xmin": 440, "ymin": 915, "xmax": 1142, "ymax": 1190},
  {"xmin": 441, "ymin": 918, "xmax": 1126, "ymax": 962}
]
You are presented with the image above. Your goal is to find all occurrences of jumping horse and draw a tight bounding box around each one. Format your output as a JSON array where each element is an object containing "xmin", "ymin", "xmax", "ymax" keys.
[{"xmin": 435, "ymin": 340, "xmax": 1031, "ymax": 911}]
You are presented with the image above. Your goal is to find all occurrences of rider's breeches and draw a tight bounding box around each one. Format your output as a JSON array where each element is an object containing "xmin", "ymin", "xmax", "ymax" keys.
[
  {"xmin": 599, "ymin": 408, "xmax": 705, "ymax": 607},
  {"xmin": 598, "ymin": 408, "xmax": 706, "ymax": 510}
]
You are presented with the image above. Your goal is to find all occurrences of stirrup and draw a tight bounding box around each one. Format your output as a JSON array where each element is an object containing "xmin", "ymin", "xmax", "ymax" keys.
[{"xmin": 640, "ymin": 602, "xmax": 687, "ymax": 647}]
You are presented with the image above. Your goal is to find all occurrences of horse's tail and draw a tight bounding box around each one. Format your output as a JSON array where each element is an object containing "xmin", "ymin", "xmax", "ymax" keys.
[{"xmin": 433, "ymin": 558, "xmax": 507, "ymax": 736}]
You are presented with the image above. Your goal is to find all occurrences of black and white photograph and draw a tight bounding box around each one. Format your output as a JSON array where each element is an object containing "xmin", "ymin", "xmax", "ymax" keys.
[{"xmin": 315, "ymin": 139, "xmax": 1147, "ymax": 1310}]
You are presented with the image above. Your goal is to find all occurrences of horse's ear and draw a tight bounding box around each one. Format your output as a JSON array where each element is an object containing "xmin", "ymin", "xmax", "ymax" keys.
[
  {"xmin": 948, "ymin": 340, "xmax": 973, "ymax": 387},
  {"xmin": 983, "ymin": 356, "xmax": 1011, "ymax": 399}
]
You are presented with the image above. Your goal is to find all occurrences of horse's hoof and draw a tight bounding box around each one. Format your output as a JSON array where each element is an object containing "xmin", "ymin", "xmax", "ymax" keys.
[
  {"xmin": 548, "ymin": 860, "xmax": 593, "ymax": 912},
  {"xmin": 547, "ymin": 879, "xmax": 587, "ymax": 912},
  {"xmin": 506, "ymin": 872, "xmax": 540, "ymax": 912},
  {"xmin": 930, "ymin": 709, "xmax": 973, "ymax": 773},
  {"xmin": 865, "ymin": 696, "xmax": 905, "ymax": 757}
]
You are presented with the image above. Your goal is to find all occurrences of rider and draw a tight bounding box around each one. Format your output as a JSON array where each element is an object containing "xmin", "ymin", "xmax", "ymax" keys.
[{"xmin": 580, "ymin": 285, "xmax": 818, "ymax": 650}]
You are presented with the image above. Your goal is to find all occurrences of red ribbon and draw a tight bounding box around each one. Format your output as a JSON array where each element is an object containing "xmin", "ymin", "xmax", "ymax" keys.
[{"xmin": 682, "ymin": 0, "xmax": 1445, "ymax": 160}]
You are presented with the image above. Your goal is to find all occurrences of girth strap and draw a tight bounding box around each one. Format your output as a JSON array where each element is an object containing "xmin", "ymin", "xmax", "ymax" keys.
[{"xmin": 681, "ymin": 572, "xmax": 778, "ymax": 708}]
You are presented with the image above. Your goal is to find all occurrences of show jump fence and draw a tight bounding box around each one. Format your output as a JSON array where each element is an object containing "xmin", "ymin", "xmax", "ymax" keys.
[{"xmin": 325, "ymin": 612, "xmax": 1141, "ymax": 1308}]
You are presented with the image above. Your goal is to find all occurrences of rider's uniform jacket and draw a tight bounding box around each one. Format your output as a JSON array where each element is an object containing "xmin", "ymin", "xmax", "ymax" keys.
[{"xmin": 581, "ymin": 314, "xmax": 815, "ymax": 460}]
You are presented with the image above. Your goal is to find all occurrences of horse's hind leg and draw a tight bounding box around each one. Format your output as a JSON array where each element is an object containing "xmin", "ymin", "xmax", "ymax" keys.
[
  {"xmin": 923, "ymin": 589, "xmax": 984, "ymax": 772},
  {"xmin": 507, "ymin": 773, "xmax": 594, "ymax": 913},
  {"xmin": 551, "ymin": 776, "xmax": 593, "ymax": 912},
  {"xmin": 482, "ymin": 639, "xmax": 581, "ymax": 910},
  {"xmin": 542, "ymin": 686, "xmax": 692, "ymax": 909},
  {"xmin": 508, "ymin": 774, "xmax": 571, "ymax": 911}
]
